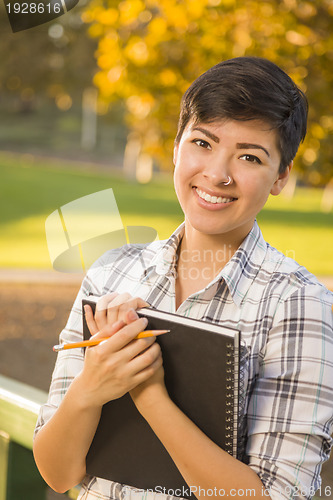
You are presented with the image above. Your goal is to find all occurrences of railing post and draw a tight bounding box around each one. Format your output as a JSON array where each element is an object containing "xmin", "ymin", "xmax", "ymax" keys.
[
  {"xmin": 0, "ymin": 432, "xmax": 10, "ymax": 500},
  {"xmin": 6, "ymin": 440, "xmax": 48, "ymax": 500},
  {"xmin": 0, "ymin": 375, "xmax": 82, "ymax": 499},
  {"xmin": 0, "ymin": 375, "xmax": 50, "ymax": 499}
]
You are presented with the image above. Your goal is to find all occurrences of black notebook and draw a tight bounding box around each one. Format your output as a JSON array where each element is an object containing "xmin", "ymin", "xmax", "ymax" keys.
[{"xmin": 82, "ymin": 297, "xmax": 240, "ymax": 496}]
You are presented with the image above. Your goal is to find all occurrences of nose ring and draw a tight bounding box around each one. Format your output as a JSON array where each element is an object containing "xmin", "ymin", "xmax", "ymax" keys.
[{"xmin": 223, "ymin": 176, "xmax": 232, "ymax": 186}]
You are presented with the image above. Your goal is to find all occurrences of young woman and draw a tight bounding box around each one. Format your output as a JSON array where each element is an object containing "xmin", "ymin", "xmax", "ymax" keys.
[{"xmin": 33, "ymin": 57, "xmax": 333, "ymax": 500}]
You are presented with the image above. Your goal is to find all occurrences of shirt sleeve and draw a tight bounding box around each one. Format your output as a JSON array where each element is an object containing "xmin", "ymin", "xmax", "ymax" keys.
[
  {"xmin": 246, "ymin": 283, "xmax": 333, "ymax": 500},
  {"xmin": 33, "ymin": 262, "xmax": 106, "ymax": 439}
]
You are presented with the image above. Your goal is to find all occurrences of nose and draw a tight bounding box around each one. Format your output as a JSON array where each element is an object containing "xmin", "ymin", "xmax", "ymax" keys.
[{"xmin": 202, "ymin": 152, "xmax": 232, "ymax": 186}]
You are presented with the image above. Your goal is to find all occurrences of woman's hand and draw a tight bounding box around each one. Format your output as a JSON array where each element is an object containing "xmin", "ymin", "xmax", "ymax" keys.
[
  {"xmin": 76, "ymin": 308, "xmax": 162, "ymax": 409},
  {"xmin": 85, "ymin": 292, "xmax": 150, "ymax": 333},
  {"xmin": 80, "ymin": 291, "xmax": 167, "ymax": 412}
]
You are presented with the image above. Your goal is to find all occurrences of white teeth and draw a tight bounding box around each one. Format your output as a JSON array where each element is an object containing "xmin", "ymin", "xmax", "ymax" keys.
[{"xmin": 196, "ymin": 188, "xmax": 234, "ymax": 204}]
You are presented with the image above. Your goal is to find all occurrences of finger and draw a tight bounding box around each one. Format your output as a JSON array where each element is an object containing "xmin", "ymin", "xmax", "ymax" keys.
[
  {"xmin": 89, "ymin": 319, "xmax": 126, "ymax": 341},
  {"xmin": 101, "ymin": 317, "xmax": 149, "ymax": 352},
  {"xmin": 111, "ymin": 295, "xmax": 149, "ymax": 309},
  {"xmin": 88, "ymin": 292, "xmax": 132, "ymax": 329},
  {"xmin": 105, "ymin": 293, "xmax": 133, "ymax": 325},
  {"xmin": 94, "ymin": 293, "xmax": 119, "ymax": 329},
  {"xmin": 84, "ymin": 304, "xmax": 99, "ymax": 336},
  {"xmin": 131, "ymin": 348, "xmax": 163, "ymax": 386},
  {"xmin": 107, "ymin": 292, "xmax": 132, "ymax": 307},
  {"xmin": 107, "ymin": 297, "xmax": 150, "ymax": 325},
  {"xmin": 120, "ymin": 298, "xmax": 151, "ymax": 323},
  {"xmin": 125, "ymin": 308, "xmax": 139, "ymax": 324},
  {"xmin": 129, "ymin": 342, "xmax": 161, "ymax": 373},
  {"xmin": 122, "ymin": 334, "xmax": 156, "ymax": 360},
  {"xmin": 95, "ymin": 292, "xmax": 119, "ymax": 312}
]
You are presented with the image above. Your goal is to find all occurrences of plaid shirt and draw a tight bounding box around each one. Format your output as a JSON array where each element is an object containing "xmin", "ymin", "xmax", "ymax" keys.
[{"xmin": 35, "ymin": 221, "xmax": 333, "ymax": 500}]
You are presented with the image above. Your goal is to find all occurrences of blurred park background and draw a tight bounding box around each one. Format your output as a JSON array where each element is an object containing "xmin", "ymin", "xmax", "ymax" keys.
[
  {"xmin": 1, "ymin": 0, "xmax": 333, "ymax": 392},
  {"xmin": 1, "ymin": 0, "xmax": 333, "ymax": 390},
  {"xmin": 0, "ymin": 0, "xmax": 332, "ymax": 276},
  {"xmin": 0, "ymin": 1, "xmax": 332, "ymax": 497}
]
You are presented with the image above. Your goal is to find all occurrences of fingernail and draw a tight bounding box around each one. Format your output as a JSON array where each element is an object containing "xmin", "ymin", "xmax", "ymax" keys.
[{"xmin": 128, "ymin": 308, "xmax": 139, "ymax": 321}]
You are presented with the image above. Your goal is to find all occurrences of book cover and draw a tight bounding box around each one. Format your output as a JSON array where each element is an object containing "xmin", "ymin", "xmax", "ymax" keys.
[{"xmin": 82, "ymin": 297, "xmax": 240, "ymax": 496}]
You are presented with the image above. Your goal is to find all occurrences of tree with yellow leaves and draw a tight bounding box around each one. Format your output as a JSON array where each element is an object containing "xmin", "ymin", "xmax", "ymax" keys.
[{"xmin": 83, "ymin": 0, "xmax": 333, "ymax": 184}]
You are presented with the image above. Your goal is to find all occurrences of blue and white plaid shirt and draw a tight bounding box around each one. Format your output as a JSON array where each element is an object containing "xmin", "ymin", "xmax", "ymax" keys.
[{"xmin": 35, "ymin": 221, "xmax": 333, "ymax": 500}]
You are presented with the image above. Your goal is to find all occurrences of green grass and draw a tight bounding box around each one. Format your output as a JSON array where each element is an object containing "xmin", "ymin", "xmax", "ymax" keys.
[
  {"xmin": 0, "ymin": 152, "xmax": 332, "ymax": 276},
  {"xmin": 0, "ymin": 153, "xmax": 184, "ymax": 270},
  {"xmin": 258, "ymin": 189, "xmax": 333, "ymax": 276}
]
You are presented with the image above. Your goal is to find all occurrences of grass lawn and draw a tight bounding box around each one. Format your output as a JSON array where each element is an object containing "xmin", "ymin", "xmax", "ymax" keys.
[{"xmin": 0, "ymin": 153, "xmax": 332, "ymax": 276}]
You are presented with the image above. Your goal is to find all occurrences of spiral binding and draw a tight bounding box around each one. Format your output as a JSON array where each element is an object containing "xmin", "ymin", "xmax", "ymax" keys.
[{"xmin": 225, "ymin": 341, "xmax": 235, "ymax": 454}]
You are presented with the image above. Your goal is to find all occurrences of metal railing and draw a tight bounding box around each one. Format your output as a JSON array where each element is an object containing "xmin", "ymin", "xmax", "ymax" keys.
[{"xmin": 0, "ymin": 374, "xmax": 79, "ymax": 500}]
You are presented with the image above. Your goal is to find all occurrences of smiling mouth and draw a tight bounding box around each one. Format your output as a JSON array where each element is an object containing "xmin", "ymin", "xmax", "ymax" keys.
[{"xmin": 195, "ymin": 188, "xmax": 237, "ymax": 204}]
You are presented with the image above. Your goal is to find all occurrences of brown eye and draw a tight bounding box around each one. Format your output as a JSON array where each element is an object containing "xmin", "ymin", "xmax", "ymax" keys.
[
  {"xmin": 239, "ymin": 154, "xmax": 262, "ymax": 164},
  {"xmin": 192, "ymin": 139, "xmax": 212, "ymax": 150}
]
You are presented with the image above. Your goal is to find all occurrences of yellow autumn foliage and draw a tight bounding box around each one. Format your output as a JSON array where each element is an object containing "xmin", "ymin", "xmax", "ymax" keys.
[{"xmin": 82, "ymin": 0, "xmax": 333, "ymax": 183}]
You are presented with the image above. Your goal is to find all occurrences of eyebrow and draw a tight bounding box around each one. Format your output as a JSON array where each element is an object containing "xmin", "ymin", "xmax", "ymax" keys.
[
  {"xmin": 192, "ymin": 127, "xmax": 271, "ymax": 158},
  {"xmin": 236, "ymin": 143, "xmax": 270, "ymax": 158},
  {"xmin": 192, "ymin": 127, "xmax": 220, "ymax": 143}
]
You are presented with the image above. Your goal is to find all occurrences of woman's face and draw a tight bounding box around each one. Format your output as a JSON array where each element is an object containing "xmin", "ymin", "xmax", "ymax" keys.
[{"xmin": 173, "ymin": 118, "xmax": 290, "ymax": 245}]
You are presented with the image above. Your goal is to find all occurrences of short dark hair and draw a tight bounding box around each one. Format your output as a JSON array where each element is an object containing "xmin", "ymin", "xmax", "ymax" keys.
[{"xmin": 175, "ymin": 57, "xmax": 308, "ymax": 173}]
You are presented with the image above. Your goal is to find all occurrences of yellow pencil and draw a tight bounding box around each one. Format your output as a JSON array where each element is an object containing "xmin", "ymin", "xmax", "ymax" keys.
[{"xmin": 53, "ymin": 330, "xmax": 170, "ymax": 352}]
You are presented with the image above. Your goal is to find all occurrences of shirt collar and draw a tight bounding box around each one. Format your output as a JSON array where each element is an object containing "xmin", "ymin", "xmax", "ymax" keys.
[
  {"xmin": 218, "ymin": 220, "xmax": 267, "ymax": 307},
  {"xmin": 142, "ymin": 222, "xmax": 185, "ymax": 278},
  {"xmin": 141, "ymin": 220, "xmax": 267, "ymax": 307}
]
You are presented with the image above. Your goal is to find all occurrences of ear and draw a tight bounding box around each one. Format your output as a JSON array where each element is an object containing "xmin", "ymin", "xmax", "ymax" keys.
[
  {"xmin": 270, "ymin": 161, "xmax": 293, "ymax": 196},
  {"xmin": 173, "ymin": 143, "xmax": 179, "ymax": 166}
]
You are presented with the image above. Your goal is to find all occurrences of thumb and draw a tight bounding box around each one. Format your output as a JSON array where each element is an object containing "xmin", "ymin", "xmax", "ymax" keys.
[{"xmin": 84, "ymin": 304, "xmax": 99, "ymax": 336}]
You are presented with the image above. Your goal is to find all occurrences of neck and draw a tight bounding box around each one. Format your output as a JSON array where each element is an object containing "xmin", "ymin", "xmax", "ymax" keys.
[
  {"xmin": 179, "ymin": 221, "xmax": 252, "ymax": 266},
  {"xmin": 174, "ymin": 222, "xmax": 253, "ymax": 309}
]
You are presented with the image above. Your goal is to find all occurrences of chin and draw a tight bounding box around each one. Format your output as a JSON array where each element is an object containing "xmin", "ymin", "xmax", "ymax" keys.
[{"xmin": 189, "ymin": 221, "xmax": 230, "ymax": 236}]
